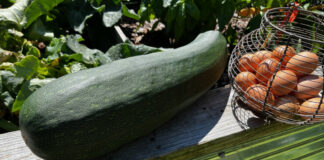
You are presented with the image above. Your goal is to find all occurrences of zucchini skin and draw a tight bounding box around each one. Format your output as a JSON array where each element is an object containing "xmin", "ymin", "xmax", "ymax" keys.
[{"xmin": 19, "ymin": 31, "xmax": 227, "ymax": 160}]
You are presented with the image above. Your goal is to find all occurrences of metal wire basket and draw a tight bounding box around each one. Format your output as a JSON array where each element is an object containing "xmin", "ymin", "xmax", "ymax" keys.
[{"xmin": 228, "ymin": 6, "xmax": 324, "ymax": 125}]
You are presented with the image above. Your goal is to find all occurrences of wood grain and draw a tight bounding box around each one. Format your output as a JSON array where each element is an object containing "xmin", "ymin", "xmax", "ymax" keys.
[{"xmin": 0, "ymin": 87, "xmax": 263, "ymax": 160}]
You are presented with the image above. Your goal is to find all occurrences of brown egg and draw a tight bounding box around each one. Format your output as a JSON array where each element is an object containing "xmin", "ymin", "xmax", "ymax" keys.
[
  {"xmin": 238, "ymin": 53, "xmax": 261, "ymax": 73},
  {"xmin": 268, "ymin": 70, "xmax": 297, "ymax": 96},
  {"xmin": 299, "ymin": 97, "xmax": 324, "ymax": 121},
  {"xmin": 273, "ymin": 95, "xmax": 300, "ymax": 119},
  {"xmin": 294, "ymin": 75, "xmax": 323, "ymax": 100},
  {"xmin": 286, "ymin": 51, "xmax": 319, "ymax": 76},
  {"xmin": 272, "ymin": 45, "xmax": 296, "ymax": 66},
  {"xmin": 235, "ymin": 72, "xmax": 258, "ymax": 91},
  {"xmin": 255, "ymin": 50, "xmax": 272, "ymax": 63},
  {"xmin": 245, "ymin": 84, "xmax": 275, "ymax": 111},
  {"xmin": 256, "ymin": 58, "xmax": 282, "ymax": 85}
]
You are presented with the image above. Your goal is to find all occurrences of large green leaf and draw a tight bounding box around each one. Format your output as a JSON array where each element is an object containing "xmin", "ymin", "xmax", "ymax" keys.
[
  {"xmin": 185, "ymin": 0, "xmax": 200, "ymax": 21},
  {"xmin": 0, "ymin": 70, "xmax": 24, "ymax": 95},
  {"xmin": 165, "ymin": 3, "xmax": 178, "ymax": 34},
  {"xmin": 23, "ymin": 43, "xmax": 41, "ymax": 57},
  {"xmin": 217, "ymin": 0, "xmax": 235, "ymax": 31},
  {"xmin": 246, "ymin": 14, "xmax": 262, "ymax": 33},
  {"xmin": 0, "ymin": 70, "xmax": 24, "ymax": 110},
  {"xmin": 102, "ymin": 2, "xmax": 122, "ymax": 27},
  {"xmin": 174, "ymin": 2, "xmax": 186, "ymax": 40},
  {"xmin": 59, "ymin": 53, "xmax": 83, "ymax": 63},
  {"xmin": 0, "ymin": 91, "xmax": 15, "ymax": 110},
  {"xmin": 66, "ymin": 34, "xmax": 110, "ymax": 65},
  {"xmin": 12, "ymin": 78, "xmax": 55, "ymax": 112},
  {"xmin": 45, "ymin": 37, "xmax": 66, "ymax": 60},
  {"xmin": 106, "ymin": 43, "xmax": 162, "ymax": 61},
  {"xmin": 14, "ymin": 55, "xmax": 46, "ymax": 80},
  {"xmin": 0, "ymin": 0, "xmax": 31, "ymax": 28},
  {"xmin": 66, "ymin": 0, "xmax": 96, "ymax": 33},
  {"xmin": 11, "ymin": 80, "xmax": 32, "ymax": 112},
  {"xmin": 122, "ymin": 4, "xmax": 140, "ymax": 20},
  {"xmin": 138, "ymin": 1, "xmax": 150, "ymax": 23},
  {"xmin": 22, "ymin": 0, "xmax": 65, "ymax": 28}
]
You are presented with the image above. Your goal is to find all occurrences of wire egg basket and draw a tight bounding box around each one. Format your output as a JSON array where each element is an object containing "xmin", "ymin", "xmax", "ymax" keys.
[{"xmin": 228, "ymin": 6, "xmax": 324, "ymax": 125}]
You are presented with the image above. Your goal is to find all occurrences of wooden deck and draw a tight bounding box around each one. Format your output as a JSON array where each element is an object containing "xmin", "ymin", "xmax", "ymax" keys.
[{"xmin": 0, "ymin": 86, "xmax": 265, "ymax": 160}]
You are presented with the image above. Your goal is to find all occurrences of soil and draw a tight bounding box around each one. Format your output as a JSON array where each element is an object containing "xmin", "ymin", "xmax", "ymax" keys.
[
  {"xmin": 119, "ymin": 17, "xmax": 176, "ymax": 48},
  {"xmin": 119, "ymin": 13, "xmax": 251, "ymax": 88}
]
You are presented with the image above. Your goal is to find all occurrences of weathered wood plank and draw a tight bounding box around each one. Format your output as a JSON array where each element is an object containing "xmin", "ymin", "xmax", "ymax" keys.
[
  {"xmin": 0, "ymin": 87, "xmax": 263, "ymax": 160},
  {"xmin": 0, "ymin": 131, "xmax": 41, "ymax": 160},
  {"xmin": 108, "ymin": 87, "xmax": 263, "ymax": 160}
]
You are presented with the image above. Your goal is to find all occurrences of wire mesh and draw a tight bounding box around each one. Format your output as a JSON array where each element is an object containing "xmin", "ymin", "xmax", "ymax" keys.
[{"xmin": 228, "ymin": 6, "xmax": 324, "ymax": 125}]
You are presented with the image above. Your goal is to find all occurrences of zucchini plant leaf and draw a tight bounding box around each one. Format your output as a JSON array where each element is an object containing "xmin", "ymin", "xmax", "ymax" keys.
[
  {"xmin": 46, "ymin": 37, "xmax": 65, "ymax": 60},
  {"xmin": 23, "ymin": 42, "xmax": 41, "ymax": 58},
  {"xmin": 12, "ymin": 78, "xmax": 55, "ymax": 112},
  {"xmin": 66, "ymin": 35, "xmax": 110, "ymax": 65},
  {"xmin": 0, "ymin": 118, "xmax": 18, "ymax": 131},
  {"xmin": 185, "ymin": 0, "xmax": 200, "ymax": 21},
  {"xmin": 0, "ymin": 70, "xmax": 24, "ymax": 95},
  {"xmin": 217, "ymin": 0, "xmax": 235, "ymax": 31},
  {"xmin": 0, "ymin": 0, "xmax": 31, "ymax": 28},
  {"xmin": 174, "ymin": 2, "xmax": 186, "ymax": 40},
  {"xmin": 138, "ymin": 1, "xmax": 150, "ymax": 23},
  {"xmin": 0, "ymin": 91, "xmax": 15, "ymax": 111},
  {"xmin": 14, "ymin": 55, "xmax": 44, "ymax": 80},
  {"xmin": 26, "ymin": 46, "xmax": 41, "ymax": 57},
  {"xmin": 66, "ymin": 0, "xmax": 96, "ymax": 33},
  {"xmin": 122, "ymin": 4, "xmax": 140, "ymax": 20},
  {"xmin": 106, "ymin": 43, "xmax": 162, "ymax": 61},
  {"xmin": 102, "ymin": 2, "xmax": 122, "ymax": 27},
  {"xmin": 11, "ymin": 80, "xmax": 32, "ymax": 112},
  {"xmin": 165, "ymin": 2, "xmax": 178, "ymax": 34},
  {"xmin": 246, "ymin": 14, "xmax": 262, "ymax": 33},
  {"xmin": 60, "ymin": 53, "xmax": 83, "ymax": 63},
  {"xmin": 22, "ymin": 0, "xmax": 65, "ymax": 28},
  {"xmin": 0, "ymin": 70, "xmax": 21, "ymax": 111}
]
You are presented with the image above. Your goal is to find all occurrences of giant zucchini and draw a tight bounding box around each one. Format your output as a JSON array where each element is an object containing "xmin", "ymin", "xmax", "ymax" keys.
[{"xmin": 19, "ymin": 31, "xmax": 228, "ymax": 160}]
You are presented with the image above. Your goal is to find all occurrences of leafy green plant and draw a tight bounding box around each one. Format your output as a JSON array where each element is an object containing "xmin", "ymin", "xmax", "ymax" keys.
[
  {"xmin": 124, "ymin": 0, "xmax": 235, "ymax": 45},
  {"xmin": 0, "ymin": 0, "xmax": 163, "ymax": 133}
]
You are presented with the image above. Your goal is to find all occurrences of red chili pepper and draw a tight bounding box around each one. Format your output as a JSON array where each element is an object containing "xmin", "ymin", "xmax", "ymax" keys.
[
  {"xmin": 276, "ymin": 2, "xmax": 300, "ymax": 44},
  {"xmin": 283, "ymin": 2, "xmax": 300, "ymax": 23}
]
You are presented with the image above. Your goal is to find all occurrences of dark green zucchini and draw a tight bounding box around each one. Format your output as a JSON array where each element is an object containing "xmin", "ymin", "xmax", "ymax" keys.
[{"xmin": 19, "ymin": 31, "xmax": 227, "ymax": 160}]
